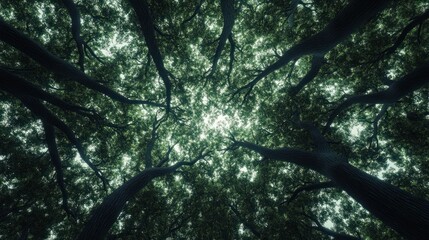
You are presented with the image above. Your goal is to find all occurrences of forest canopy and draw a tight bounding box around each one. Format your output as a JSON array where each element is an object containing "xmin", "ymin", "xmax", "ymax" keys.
[{"xmin": 1, "ymin": 0, "xmax": 429, "ymax": 239}]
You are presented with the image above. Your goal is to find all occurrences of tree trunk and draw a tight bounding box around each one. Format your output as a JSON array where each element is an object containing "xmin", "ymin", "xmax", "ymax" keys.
[{"xmin": 330, "ymin": 163, "xmax": 429, "ymax": 239}]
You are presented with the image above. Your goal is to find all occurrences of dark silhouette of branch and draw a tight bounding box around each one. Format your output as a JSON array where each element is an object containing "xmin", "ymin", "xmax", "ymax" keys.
[
  {"xmin": 42, "ymin": 121, "xmax": 76, "ymax": 220},
  {"xmin": 0, "ymin": 19, "xmax": 163, "ymax": 108},
  {"xmin": 17, "ymin": 96, "xmax": 109, "ymax": 189},
  {"xmin": 282, "ymin": 181, "xmax": 336, "ymax": 205},
  {"xmin": 370, "ymin": 8, "xmax": 429, "ymax": 63},
  {"xmin": 325, "ymin": 63, "xmax": 429, "ymax": 130},
  {"xmin": 144, "ymin": 115, "xmax": 167, "ymax": 168},
  {"xmin": 61, "ymin": 0, "xmax": 103, "ymax": 71},
  {"xmin": 128, "ymin": 0, "xmax": 172, "ymax": 113},
  {"xmin": 207, "ymin": 0, "xmax": 236, "ymax": 77},
  {"xmin": 182, "ymin": 0, "xmax": 205, "ymax": 25},
  {"xmin": 77, "ymin": 151, "xmax": 209, "ymax": 240},
  {"xmin": 289, "ymin": 55, "xmax": 325, "ymax": 96},
  {"xmin": 229, "ymin": 203, "xmax": 262, "ymax": 238},
  {"xmin": 0, "ymin": 68, "xmax": 95, "ymax": 116},
  {"xmin": 232, "ymin": 0, "xmax": 391, "ymax": 100},
  {"xmin": 231, "ymin": 121, "xmax": 429, "ymax": 238},
  {"xmin": 227, "ymin": 34, "xmax": 236, "ymax": 84},
  {"xmin": 368, "ymin": 104, "xmax": 390, "ymax": 149},
  {"xmin": 303, "ymin": 213, "xmax": 361, "ymax": 240}
]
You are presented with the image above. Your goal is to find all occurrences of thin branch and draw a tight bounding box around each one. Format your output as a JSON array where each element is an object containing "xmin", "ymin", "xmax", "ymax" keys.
[
  {"xmin": 182, "ymin": 0, "xmax": 205, "ymax": 25},
  {"xmin": 303, "ymin": 213, "xmax": 361, "ymax": 240},
  {"xmin": 370, "ymin": 8, "xmax": 429, "ymax": 63},
  {"xmin": 368, "ymin": 104, "xmax": 390, "ymax": 149},
  {"xmin": 229, "ymin": 203, "xmax": 262, "ymax": 238},
  {"xmin": 42, "ymin": 121, "xmax": 76, "ymax": 220},
  {"xmin": 281, "ymin": 181, "xmax": 336, "ymax": 205}
]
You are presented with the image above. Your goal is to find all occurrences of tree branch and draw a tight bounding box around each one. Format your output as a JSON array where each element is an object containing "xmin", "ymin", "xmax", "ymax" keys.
[
  {"xmin": 289, "ymin": 55, "xmax": 325, "ymax": 96},
  {"xmin": 0, "ymin": 18, "xmax": 162, "ymax": 108},
  {"xmin": 77, "ymin": 150, "xmax": 208, "ymax": 239},
  {"xmin": 207, "ymin": 0, "xmax": 236, "ymax": 77},
  {"xmin": 182, "ymin": 0, "xmax": 205, "ymax": 25},
  {"xmin": 325, "ymin": 63, "xmax": 429, "ymax": 130},
  {"xmin": 128, "ymin": 0, "xmax": 172, "ymax": 112},
  {"xmin": 18, "ymin": 96, "xmax": 109, "ymax": 189},
  {"xmin": 282, "ymin": 181, "xmax": 336, "ymax": 205},
  {"xmin": 371, "ymin": 8, "xmax": 429, "ymax": 63},
  {"xmin": 304, "ymin": 213, "xmax": 361, "ymax": 240},
  {"xmin": 42, "ymin": 121, "xmax": 75, "ymax": 219},
  {"xmin": 233, "ymin": 0, "xmax": 391, "ymax": 101}
]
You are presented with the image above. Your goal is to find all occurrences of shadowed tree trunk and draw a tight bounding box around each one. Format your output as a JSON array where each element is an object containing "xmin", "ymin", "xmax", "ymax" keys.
[{"xmin": 232, "ymin": 122, "xmax": 429, "ymax": 239}]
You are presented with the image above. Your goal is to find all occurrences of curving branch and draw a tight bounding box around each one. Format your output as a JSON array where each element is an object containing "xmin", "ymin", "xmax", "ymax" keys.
[
  {"xmin": 370, "ymin": 8, "xmax": 429, "ymax": 63},
  {"xmin": 182, "ymin": 0, "xmax": 205, "ymax": 25},
  {"xmin": 289, "ymin": 55, "xmax": 325, "ymax": 96},
  {"xmin": 144, "ymin": 115, "xmax": 167, "ymax": 169},
  {"xmin": 42, "ymin": 121, "xmax": 75, "ymax": 219},
  {"xmin": 232, "ymin": 0, "xmax": 391, "ymax": 100},
  {"xmin": 0, "ymin": 19, "xmax": 163, "ymax": 108},
  {"xmin": 17, "ymin": 96, "xmax": 109, "ymax": 189},
  {"xmin": 77, "ymin": 151, "xmax": 209, "ymax": 240},
  {"xmin": 325, "ymin": 63, "xmax": 429, "ymax": 130},
  {"xmin": 282, "ymin": 181, "xmax": 336, "ymax": 205},
  {"xmin": 232, "ymin": 126, "xmax": 429, "ymax": 238},
  {"xmin": 128, "ymin": 0, "xmax": 172, "ymax": 112},
  {"xmin": 207, "ymin": 0, "xmax": 236, "ymax": 77}
]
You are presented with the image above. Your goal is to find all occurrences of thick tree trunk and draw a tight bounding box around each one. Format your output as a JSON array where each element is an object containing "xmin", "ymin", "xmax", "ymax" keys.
[
  {"xmin": 77, "ymin": 167, "xmax": 175, "ymax": 240},
  {"xmin": 236, "ymin": 139, "xmax": 429, "ymax": 239},
  {"xmin": 330, "ymin": 163, "xmax": 429, "ymax": 239}
]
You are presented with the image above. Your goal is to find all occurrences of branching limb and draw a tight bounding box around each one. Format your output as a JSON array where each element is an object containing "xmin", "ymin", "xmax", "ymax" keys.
[
  {"xmin": 371, "ymin": 9, "xmax": 429, "ymax": 63},
  {"xmin": 0, "ymin": 19, "xmax": 162, "ymax": 108},
  {"xmin": 182, "ymin": 0, "xmax": 205, "ymax": 25},
  {"xmin": 289, "ymin": 55, "xmax": 325, "ymax": 96},
  {"xmin": 42, "ymin": 121, "xmax": 76, "ymax": 220},
  {"xmin": 368, "ymin": 104, "xmax": 390, "ymax": 149},
  {"xmin": 227, "ymin": 34, "xmax": 236, "ymax": 84},
  {"xmin": 325, "ymin": 63, "xmax": 429, "ymax": 131},
  {"xmin": 303, "ymin": 213, "xmax": 361, "ymax": 240},
  {"xmin": 207, "ymin": 0, "xmax": 236, "ymax": 77},
  {"xmin": 18, "ymin": 96, "xmax": 109, "ymax": 189},
  {"xmin": 0, "ymin": 68, "xmax": 95, "ymax": 116},
  {"xmin": 78, "ymin": 149, "xmax": 209, "ymax": 239},
  {"xmin": 144, "ymin": 115, "xmax": 167, "ymax": 168},
  {"xmin": 233, "ymin": 0, "xmax": 390, "ymax": 101},
  {"xmin": 128, "ymin": 0, "xmax": 172, "ymax": 112},
  {"xmin": 281, "ymin": 181, "xmax": 336, "ymax": 205}
]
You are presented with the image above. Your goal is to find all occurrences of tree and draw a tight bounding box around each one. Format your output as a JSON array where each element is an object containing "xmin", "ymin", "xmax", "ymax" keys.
[{"xmin": 1, "ymin": 0, "xmax": 429, "ymax": 239}]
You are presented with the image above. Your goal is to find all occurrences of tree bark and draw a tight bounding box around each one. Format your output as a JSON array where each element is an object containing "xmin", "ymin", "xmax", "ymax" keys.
[{"xmin": 236, "ymin": 140, "xmax": 429, "ymax": 239}]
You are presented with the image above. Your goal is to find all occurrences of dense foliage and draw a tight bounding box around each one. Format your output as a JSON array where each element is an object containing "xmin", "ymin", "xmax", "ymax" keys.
[{"xmin": 1, "ymin": 0, "xmax": 429, "ymax": 239}]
